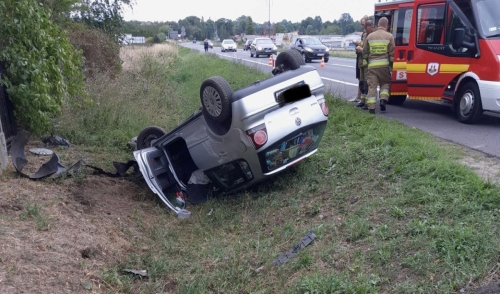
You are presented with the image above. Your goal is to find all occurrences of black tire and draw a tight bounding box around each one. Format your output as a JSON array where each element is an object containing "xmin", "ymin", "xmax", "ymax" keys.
[
  {"xmin": 388, "ymin": 95, "xmax": 406, "ymax": 105},
  {"xmin": 274, "ymin": 49, "xmax": 305, "ymax": 73},
  {"xmin": 324, "ymin": 58, "xmax": 329, "ymax": 63},
  {"xmin": 455, "ymin": 81, "xmax": 483, "ymax": 124},
  {"xmin": 250, "ymin": 50, "xmax": 254, "ymax": 57},
  {"xmin": 137, "ymin": 126, "xmax": 166, "ymax": 150},
  {"xmin": 256, "ymin": 52, "xmax": 259, "ymax": 58},
  {"xmin": 200, "ymin": 76, "xmax": 233, "ymax": 123}
]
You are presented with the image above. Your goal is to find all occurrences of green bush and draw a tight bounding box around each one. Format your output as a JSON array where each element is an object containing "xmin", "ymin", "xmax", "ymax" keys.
[{"xmin": 0, "ymin": 0, "xmax": 86, "ymax": 134}]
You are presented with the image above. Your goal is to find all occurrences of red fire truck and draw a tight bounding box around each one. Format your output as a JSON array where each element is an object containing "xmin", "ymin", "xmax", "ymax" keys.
[{"xmin": 374, "ymin": 0, "xmax": 500, "ymax": 123}]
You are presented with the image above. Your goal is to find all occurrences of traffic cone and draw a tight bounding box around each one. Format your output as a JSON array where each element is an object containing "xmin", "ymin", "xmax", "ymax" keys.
[
  {"xmin": 320, "ymin": 57, "xmax": 325, "ymax": 68},
  {"xmin": 268, "ymin": 55, "xmax": 274, "ymax": 67}
]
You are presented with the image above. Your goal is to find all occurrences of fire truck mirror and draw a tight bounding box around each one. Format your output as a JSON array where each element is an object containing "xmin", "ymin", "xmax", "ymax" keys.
[
  {"xmin": 452, "ymin": 28, "xmax": 465, "ymax": 50},
  {"xmin": 452, "ymin": 28, "xmax": 476, "ymax": 51}
]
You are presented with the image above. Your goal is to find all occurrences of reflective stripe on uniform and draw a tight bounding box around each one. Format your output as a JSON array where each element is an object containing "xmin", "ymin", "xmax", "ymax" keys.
[
  {"xmin": 367, "ymin": 97, "xmax": 376, "ymax": 105},
  {"xmin": 368, "ymin": 39, "xmax": 390, "ymax": 54},
  {"xmin": 368, "ymin": 59, "xmax": 389, "ymax": 67}
]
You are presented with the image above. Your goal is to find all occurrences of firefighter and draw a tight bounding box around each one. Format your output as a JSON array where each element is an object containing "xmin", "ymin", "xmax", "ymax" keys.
[
  {"xmin": 350, "ymin": 15, "xmax": 369, "ymax": 103},
  {"xmin": 356, "ymin": 19, "xmax": 375, "ymax": 109},
  {"xmin": 362, "ymin": 17, "xmax": 395, "ymax": 114}
]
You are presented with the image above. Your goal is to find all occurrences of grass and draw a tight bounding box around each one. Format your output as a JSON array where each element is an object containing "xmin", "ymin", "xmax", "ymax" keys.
[{"xmin": 55, "ymin": 43, "xmax": 500, "ymax": 293}]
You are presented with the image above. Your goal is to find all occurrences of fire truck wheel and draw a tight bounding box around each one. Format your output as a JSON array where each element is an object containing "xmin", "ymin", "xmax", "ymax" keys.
[
  {"xmin": 456, "ymin": 81, "xmax": 483, "ymax": 124},
  {"xmin": 388, "ymin": 95, "xmax": 406, "ymax": 105}
]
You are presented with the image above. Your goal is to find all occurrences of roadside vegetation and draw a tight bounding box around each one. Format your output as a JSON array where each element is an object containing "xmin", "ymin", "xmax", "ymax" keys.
[{"xmin": 51, "ymin": 43, "xmax": 500, "ymax": 293}]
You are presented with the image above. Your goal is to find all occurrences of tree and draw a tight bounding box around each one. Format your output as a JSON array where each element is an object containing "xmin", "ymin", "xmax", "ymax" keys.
[
  {"xmin": 72, "ymin": 0, "xmax": 133, "ymax": 40},
  {"xmin": 234, "ymin": 15, "xmax": 247, "ymax": 35},
  {"xmin": 313, "ymin": 16, "xmax": 322, "ymax": 33},
  {"xmin": 338, "ymin": 13, "xmax": 354, "ymax": 35},
  {"xmin": 245, "ymin": 17, "xmax": 255, "ymax": 35},
  {"xmin": 273, "ymin": 23, "xmax": 285, "ymax": 34},
  {"xmin": 0, "ymin": 0, "xmax": 86, "ymax": 134}
]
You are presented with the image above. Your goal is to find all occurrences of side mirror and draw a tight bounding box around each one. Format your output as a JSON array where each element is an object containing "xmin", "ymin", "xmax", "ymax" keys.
[{"xmin": 452, "ymin": 28, "xmax": 476, "ymax": 50}]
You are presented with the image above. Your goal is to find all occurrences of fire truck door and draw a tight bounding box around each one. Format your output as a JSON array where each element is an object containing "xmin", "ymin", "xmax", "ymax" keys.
[
  {"xmin": 389, "ymin": 4, "xmax": 413, "ymax": 103},
  {"xmin": 406, "ymin": 3, "xmax": 451, "ymax": 101}
]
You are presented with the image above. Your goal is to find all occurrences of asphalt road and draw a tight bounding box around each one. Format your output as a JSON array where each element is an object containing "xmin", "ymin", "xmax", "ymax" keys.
[{"xmin": 184, "ymin": 42, "xmax": 500, "ymax": 159}]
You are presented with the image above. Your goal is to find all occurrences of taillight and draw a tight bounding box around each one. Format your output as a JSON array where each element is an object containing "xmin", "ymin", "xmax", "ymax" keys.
[
  {"xmin": 318, "ymin": 98, "xmax": 329, "ymax": 116},
  {"xmin": 246, "ymin": 124, "xmax": 268, "ymax": 150}
]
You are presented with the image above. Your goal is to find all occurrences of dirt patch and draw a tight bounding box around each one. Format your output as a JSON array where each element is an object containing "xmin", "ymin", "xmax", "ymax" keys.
[
  {"xmin": 0, "ymin": 140, "xmax": 163, "ymax": 293},
  {"xmin": 459, "ymin": 152, "xmax": 500, "ymax": 185},
  {"xmin": 0, "ymin": 137, "xmax": 499, "ymax": 293}
]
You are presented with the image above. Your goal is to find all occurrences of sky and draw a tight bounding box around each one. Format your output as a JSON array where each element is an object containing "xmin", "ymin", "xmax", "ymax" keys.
[{"xmin": 123, "ymin": 0, "xmax": 379, "ymax": 24}]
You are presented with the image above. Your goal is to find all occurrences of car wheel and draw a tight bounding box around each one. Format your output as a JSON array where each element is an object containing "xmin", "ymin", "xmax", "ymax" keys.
[
  {"xmin": 455, "ymin": 81, "xmax": 483, "ymax": 124},
  {"xmin": 136, "ymin": 126, "xmax": 166, "ymax": 150},
  {"xmin": 388, "ymin": 95, "xmax": 406, "ymax": 105},
  {"xmin": 256, "ymin": 52, "xmax": 259, "ymax": 58},
  {"xmin": 324, "ymin": 58, "xmax": 329, "ymax": 63},
  {"xmin": 200, "ymin": 76, "xmax": 233, "ymax": 123},
  {"xmin": 274, "ymin": 49, "xmax": 305, "ymax": 73},
  {"xmin": 250, "ymin": 51, "xmax": 254, "ymax": 57},
  {"xmin": 301, "ymin": 52, "xmax": 309, "ymax": 63}
]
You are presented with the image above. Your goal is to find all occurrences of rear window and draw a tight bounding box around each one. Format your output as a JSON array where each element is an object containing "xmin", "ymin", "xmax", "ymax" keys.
[{"xmin": 204, "ymin": 160, "xmax": 254, "ymax": 191}]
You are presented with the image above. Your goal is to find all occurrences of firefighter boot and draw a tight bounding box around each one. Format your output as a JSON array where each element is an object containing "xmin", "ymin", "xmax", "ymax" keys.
[
  {"xmin": 380, "ymin": 99, "xmax": 387, "ymax": 112},
  {"xmin": 369, "ymin": 109, "xmax": 375, "ymax": 114}
]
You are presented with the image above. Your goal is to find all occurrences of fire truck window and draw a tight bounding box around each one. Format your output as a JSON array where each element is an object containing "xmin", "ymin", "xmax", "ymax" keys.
[
  {"xmin": 394, "ymin": 8, "xmax": 412, "ymax": 46},
  {"xmin": 476, "ymin": 0, "xmax": 500, "ymax": 37},
  {"xmin": 445, "ymin": 5, "xmax": 473, "ymax": 53},
  {"xmin": 416, "ymin": 5, "xmax": 445, "ymax": 44}
]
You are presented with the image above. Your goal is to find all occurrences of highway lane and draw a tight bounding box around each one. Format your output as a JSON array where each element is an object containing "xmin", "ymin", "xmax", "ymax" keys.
[{"xmin": 183, "ymin": 42, "xmax": 500, "ymax": 158}]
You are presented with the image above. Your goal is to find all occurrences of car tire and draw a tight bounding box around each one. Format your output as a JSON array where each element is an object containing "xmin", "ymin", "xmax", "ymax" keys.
[
  {"xmin": 136, "ymin": 126, "xmax": 166, "ymax": 150},
  {"xmin": 200, "ymin": 76, "xmax": 233, "ymax": 123},
  {"xmin": 274, "ymin": 49, "xmax": 305, "ymax": 73},
  {"xmin": 256, "ymin": 53, "xmax": 259, "ymax": 58},
  {"xmin": 250, "ymin": 51, "xmax": 254, "ymax": 57},
  {"xmin": 455, "ymin": 81, "xmax": 483, "ymax": 124},
  {"xmin": 324, "ymin": 58, "xmax": 329, "ymax": 63}
]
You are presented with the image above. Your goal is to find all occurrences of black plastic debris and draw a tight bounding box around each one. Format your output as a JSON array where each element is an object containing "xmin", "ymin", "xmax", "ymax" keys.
[
  {"xmin": 272, "ymin": 231, "xmax": 316, "ymax": 266},
  {"xmin": 10, "ymin": 130, "xmax": 138, "ymax": 180},
  {"xmin": 43, "ymin": 133, "xmax": 70, "ymax": 147}
]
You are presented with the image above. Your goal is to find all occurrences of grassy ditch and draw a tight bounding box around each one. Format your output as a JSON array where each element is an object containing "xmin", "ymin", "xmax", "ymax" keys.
[{"xmin": 57, "ymin": 43, "xmax": 500, "ymax": 293}]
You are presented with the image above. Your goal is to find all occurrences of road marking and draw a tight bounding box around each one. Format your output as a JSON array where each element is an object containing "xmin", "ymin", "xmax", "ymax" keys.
[
  {"xmin": 214, "ymin": 51, "xmax": 357, "ymax": 86},
  {"xmin": 321, "ymin": 77, "xmax": 357, "ymax": 86},
  {"xmin": 328, "ymin": 63, "xmax": 356, "ymax": 68}
]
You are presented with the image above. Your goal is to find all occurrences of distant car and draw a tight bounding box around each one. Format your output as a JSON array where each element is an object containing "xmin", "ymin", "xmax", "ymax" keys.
[
  {"xmin": 133, "ymin": 49, "xmax": 329, "ymax": 218},
  {"xmin": 250, "ymin": 38, "xmax": 278, "ymax": 58},
  {"xmin": 243, "ymin": 39, "xmax": 253, "ymax": 51},
  {"xmin": 221, "ymin": 39, "xmax": 237, "ymax": 52},
  {"xmin": 290, "ymin": 36, "xmax": 330, "ymax": 63}
]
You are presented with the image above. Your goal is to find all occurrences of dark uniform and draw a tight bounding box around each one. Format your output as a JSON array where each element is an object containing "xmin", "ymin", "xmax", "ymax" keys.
[
  {"xmin": 357, "ymin": 31, "xmax": 368, "ymax": 105},
  {"xmin": 362, "ymin": 27, "xmax": 394, "ymax": 112}
]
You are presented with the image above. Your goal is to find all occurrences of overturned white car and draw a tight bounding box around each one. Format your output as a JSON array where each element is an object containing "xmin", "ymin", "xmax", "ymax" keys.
[{"xmin": 133, "ymin": 49, "xmax": 329, "ymax": 218}]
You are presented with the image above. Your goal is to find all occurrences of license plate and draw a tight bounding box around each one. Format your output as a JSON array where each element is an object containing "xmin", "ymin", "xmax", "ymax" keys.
[
  {"xmin": 276, "ymin": 84, "xmax": 311, "ymax": 105},
  {"xmin": 317, "ymin": 53, "xmax": 324, "ymax": 57}
]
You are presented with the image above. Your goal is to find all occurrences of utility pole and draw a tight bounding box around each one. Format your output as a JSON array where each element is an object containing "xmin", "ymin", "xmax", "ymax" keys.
[{"xmin": 268, "ymin": 0, "xmax": 271, "ymax": 38}]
